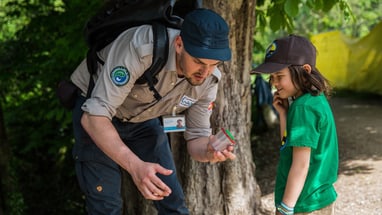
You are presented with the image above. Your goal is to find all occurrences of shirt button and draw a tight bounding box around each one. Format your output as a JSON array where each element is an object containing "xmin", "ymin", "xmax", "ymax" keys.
[
  {"xmin": 133, "ymin": 94, "xmax": 138, "ymax": 98},
  {"xmin": 171, "ymin": 82, "xmax": 175, "ymax": 85},
  {"xmin": 148, "ymin": 109, "xmax": 152, "ymax": 112}
]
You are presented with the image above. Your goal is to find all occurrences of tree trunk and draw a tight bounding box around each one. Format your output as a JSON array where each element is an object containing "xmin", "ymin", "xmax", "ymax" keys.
[{"xmin": 122, "ymin": 0, "xmax": 262, "ymax": 214}]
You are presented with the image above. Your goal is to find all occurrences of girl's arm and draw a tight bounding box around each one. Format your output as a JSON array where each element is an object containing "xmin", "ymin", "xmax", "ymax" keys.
[
  {"xmin": 272, "ymin": 92, "xmax": 289, "ymax": 141},
  {"xmin": 282, "ymin": 147, "xmax": 311, "ymax": 207}
]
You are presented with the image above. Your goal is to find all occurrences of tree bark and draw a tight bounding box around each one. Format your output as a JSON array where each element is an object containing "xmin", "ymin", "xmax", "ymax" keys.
[{"xmin": 122, "ymin": 0, "xmax": 262, "ymax": 214}]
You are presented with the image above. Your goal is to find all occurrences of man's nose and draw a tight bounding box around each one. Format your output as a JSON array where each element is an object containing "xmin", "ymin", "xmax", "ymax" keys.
[{"xmin": 200, "ymin": 64, "xmax": 212, "ymax": 73}]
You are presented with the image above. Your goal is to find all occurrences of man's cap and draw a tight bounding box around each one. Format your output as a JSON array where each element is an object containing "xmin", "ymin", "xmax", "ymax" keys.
[
  {"xmin": 252, "ymin": 34, "xmax": 316, "ymax": 74},
  {"xmin": 180, "ymin": 8, "xmax": 231, "ymax": 61}
]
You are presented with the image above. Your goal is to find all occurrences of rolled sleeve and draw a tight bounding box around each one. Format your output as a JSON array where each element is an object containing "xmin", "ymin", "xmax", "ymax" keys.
[
  {"xmin": 184, "ymin": 127, "xmax": 212, "ymax": 140},
  {"xmin": 81, "ymin": 97, "xmax": 116, "ymax": 120},
  {"xmin": 184, "ymin": 77, "xmax": 218, "ymax": 140}
]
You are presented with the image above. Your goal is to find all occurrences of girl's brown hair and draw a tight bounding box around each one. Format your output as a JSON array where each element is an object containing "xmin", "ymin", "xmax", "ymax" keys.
[{"xmin": 288, "ymin": 65, "xmax": 333, "ymax": 98}]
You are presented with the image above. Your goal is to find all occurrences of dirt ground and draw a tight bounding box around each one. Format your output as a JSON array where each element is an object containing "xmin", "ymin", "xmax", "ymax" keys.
[{"xmin": 253, "ymin": 92, "xmax": 382, "ymax": 215}]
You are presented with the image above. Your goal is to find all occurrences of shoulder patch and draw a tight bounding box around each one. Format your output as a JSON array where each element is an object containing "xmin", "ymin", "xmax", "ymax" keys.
[{"xmin": 110, "ymin": 66, "xmax": 130, "ymax": 86}]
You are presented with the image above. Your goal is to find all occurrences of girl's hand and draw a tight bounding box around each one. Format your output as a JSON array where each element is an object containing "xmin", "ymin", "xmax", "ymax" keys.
[{"xmin": 273, "ymin": 92, "xmax": 289, "ymax": 115}]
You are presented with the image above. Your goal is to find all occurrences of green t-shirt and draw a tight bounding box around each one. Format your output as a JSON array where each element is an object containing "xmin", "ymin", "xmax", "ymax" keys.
[{"xmin": 274, "ymin": 93, "xmax": 339, "ymax": 213}]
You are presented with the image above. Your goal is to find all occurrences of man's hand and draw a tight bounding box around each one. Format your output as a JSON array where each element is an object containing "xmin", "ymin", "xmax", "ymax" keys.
[
  {"xmin": 187, "ymin": 136, "xmax": 236, "ymax": 163},
  {"xmin": 206, "ymin": 136, "xmax": 236, "ymax": 163},
  {"xmin": 81, "ymin": 113, "xmax": 173, "ymax": 200},
  {"xmin": 129, "ymin": 160, "xmax": 173, "ymax": 200}
]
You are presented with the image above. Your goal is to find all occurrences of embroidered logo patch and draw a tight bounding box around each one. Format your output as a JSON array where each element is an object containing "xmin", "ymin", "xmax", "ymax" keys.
[
  {"xmin": 110, "ymin": 66, "xmax": 130, "ymax": 86},
  {"xmin": 265, "ymin": 42, "xmax": 277, "ymax": 58},
  {"xmin": 179, "ymin": 95, "xmax": 197, "ymax": 108}
]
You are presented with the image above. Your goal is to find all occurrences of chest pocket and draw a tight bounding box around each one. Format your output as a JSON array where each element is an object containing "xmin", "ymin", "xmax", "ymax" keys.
[{"xmin": 128, "ymin": 84, "xmax": 157, "ymax": 104}]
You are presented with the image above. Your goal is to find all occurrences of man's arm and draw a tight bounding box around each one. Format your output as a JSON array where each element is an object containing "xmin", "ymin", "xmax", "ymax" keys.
[
  {"xmin": 81, "ymin": 112, "xmax": 173, "ymax": 200},
  {"xmin": 186, "ymin": 136, "xmax": 236, "ymax": 163}
]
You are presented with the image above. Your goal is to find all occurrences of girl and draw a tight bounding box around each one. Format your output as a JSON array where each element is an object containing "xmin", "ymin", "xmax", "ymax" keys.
[{"xmin": 253, "ymin": 35, "xmax": 339, "ymax": 215}]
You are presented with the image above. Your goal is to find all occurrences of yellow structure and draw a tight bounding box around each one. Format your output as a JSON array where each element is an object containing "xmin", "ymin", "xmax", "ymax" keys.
[{"xmin": 311, "ymin": 21, "xmax": 382, "ymax": 95}]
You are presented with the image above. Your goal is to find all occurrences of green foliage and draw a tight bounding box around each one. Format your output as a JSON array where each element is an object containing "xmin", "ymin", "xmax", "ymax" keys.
[
  {"xmin": 284, "ymin": 0, "xmax": 300, "ymax": 17},
  {"xmin": 255, "ymin": 0, "xmax": 352, "ymax": 37},
  {"xmin": 7, "ymin": 191, "xmax": 25, "ymax": 215},
  {"xmin": 0, "ymin": 0, "xmax": 102, "ymax": 213},
  {"xmin": 253, "ymin": 0, "xmax": 382, "ymax": 66}
]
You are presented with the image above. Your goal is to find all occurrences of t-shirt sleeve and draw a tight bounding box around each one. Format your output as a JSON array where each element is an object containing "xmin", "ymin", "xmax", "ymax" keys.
[
  {"xmin": 183, "ymin": 77, "xmax": 218, "ymax": 140},
  {"xmin": 287, "ymin": 105, "xmax": 321, "ymax": 149}
]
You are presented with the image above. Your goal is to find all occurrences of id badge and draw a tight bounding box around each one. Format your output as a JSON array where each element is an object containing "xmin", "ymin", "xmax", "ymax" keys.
[{"xmin": 163, "ymin": 115, "xmax": 186, "ymax": 133}]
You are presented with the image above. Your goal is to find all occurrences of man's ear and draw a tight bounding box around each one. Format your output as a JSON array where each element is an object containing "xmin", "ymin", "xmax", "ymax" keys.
[
  {"xmin": 302, "ymin": 64, "xmax": 312, "ymax": 74},
  {"xmin": 175, "ymin": 36, "xmax": 183, "ymax": 52}
]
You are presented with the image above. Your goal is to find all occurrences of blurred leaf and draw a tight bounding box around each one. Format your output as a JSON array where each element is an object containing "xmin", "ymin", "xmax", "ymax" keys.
[{"xmin": 284, "ymin": 0, "xmax": 300, "ymax": 17}]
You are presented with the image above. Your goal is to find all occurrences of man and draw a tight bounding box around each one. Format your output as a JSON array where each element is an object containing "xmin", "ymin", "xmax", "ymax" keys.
[
  {"xmin": 176, "ymin": 119, "xmax": 184, "ymax": 128},
  {"xmin": 71, "ymin": 8, "xmax": 236, "ymax": 214}
]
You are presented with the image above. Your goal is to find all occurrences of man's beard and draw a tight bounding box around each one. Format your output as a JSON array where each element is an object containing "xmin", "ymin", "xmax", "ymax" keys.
[
  {"xmin": 184, "ymin": 75, "xmax": 205, "ymax": 86},
  {"xmin": 178, "ymin": 53, "xmax": 205, "ymax": 86}
]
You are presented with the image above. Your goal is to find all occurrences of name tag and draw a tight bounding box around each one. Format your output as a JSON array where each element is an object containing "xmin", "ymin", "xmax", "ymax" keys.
[{"xmin": 162, "ymin": 115, "xmax": 186, "ymax": 133}]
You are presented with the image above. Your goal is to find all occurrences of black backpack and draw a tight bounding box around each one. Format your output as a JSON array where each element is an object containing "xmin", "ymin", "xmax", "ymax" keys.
[{"xmin": 85, "ymin": 0, "xmax": 202, "ymax": 100}]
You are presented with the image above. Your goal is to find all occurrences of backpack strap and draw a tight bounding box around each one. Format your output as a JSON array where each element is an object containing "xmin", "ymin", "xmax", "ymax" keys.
[
  {"xmin": 85, "ymin": 48, "xmax": 97, "ymax": 98},
  {"xmin": 85, "ymin": 22, "xmax": 169, "ymax": 101},
  {"xmin": 135, "ymin": 21, "xmax": 169, "ymax": 101}
]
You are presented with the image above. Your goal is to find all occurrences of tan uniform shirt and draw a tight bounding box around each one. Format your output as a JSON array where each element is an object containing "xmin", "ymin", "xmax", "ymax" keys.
[{"xmin": 71, "ymin": 25, "xmax": 221, "ymax": 140}]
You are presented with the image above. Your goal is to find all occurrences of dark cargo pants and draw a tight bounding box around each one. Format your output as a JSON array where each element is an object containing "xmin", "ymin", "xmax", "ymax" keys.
[{"xmin": 72, "ymin": 95, "xmax": 189, "ymax": 215}]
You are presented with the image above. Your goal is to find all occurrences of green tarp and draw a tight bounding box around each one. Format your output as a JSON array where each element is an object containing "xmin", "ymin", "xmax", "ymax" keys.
[{"xmin": 311, "ymin": 21, "xmax": 382, "ymax": 95}]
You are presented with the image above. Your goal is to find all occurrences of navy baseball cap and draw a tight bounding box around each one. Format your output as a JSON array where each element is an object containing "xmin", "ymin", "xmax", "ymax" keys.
[
  {"xmin": 252, "ymin": 35, "xmax": 316, "ymax": 74},
  {"xmin": 180, "ymin": 8, "xmax": 231, "ymax": 61}
]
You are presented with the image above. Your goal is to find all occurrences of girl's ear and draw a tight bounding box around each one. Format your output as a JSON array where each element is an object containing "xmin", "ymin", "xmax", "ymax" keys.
[{"xmin": 302, "ymin": 64, "xmax": 312, "ymax": 74}]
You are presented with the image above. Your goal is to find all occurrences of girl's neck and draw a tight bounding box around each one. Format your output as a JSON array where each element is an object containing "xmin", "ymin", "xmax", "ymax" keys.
[{"xmin": 292, "ymin": 90, "xmax": 304, "ymax": 99}]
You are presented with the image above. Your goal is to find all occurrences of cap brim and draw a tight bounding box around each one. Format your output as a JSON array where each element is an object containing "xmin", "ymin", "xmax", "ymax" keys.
[
  {"xmin": 251, "ymin": 62, "xmax": 290, "ymax": 74},
  {"xmin": 184, "ymin": 42, "xmax": 231, "ymax": 61}
]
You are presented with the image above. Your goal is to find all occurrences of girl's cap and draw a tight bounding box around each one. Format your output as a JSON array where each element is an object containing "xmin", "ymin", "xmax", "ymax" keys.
[{"xmin": 251, "ymin": 34, "xmax": 316, "ymax": 74}]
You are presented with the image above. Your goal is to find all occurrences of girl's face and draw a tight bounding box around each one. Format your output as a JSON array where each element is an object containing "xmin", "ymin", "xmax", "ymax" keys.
[{"xmin": 270, "ymin": 67, "xmax": 302, "ymax": 99}]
